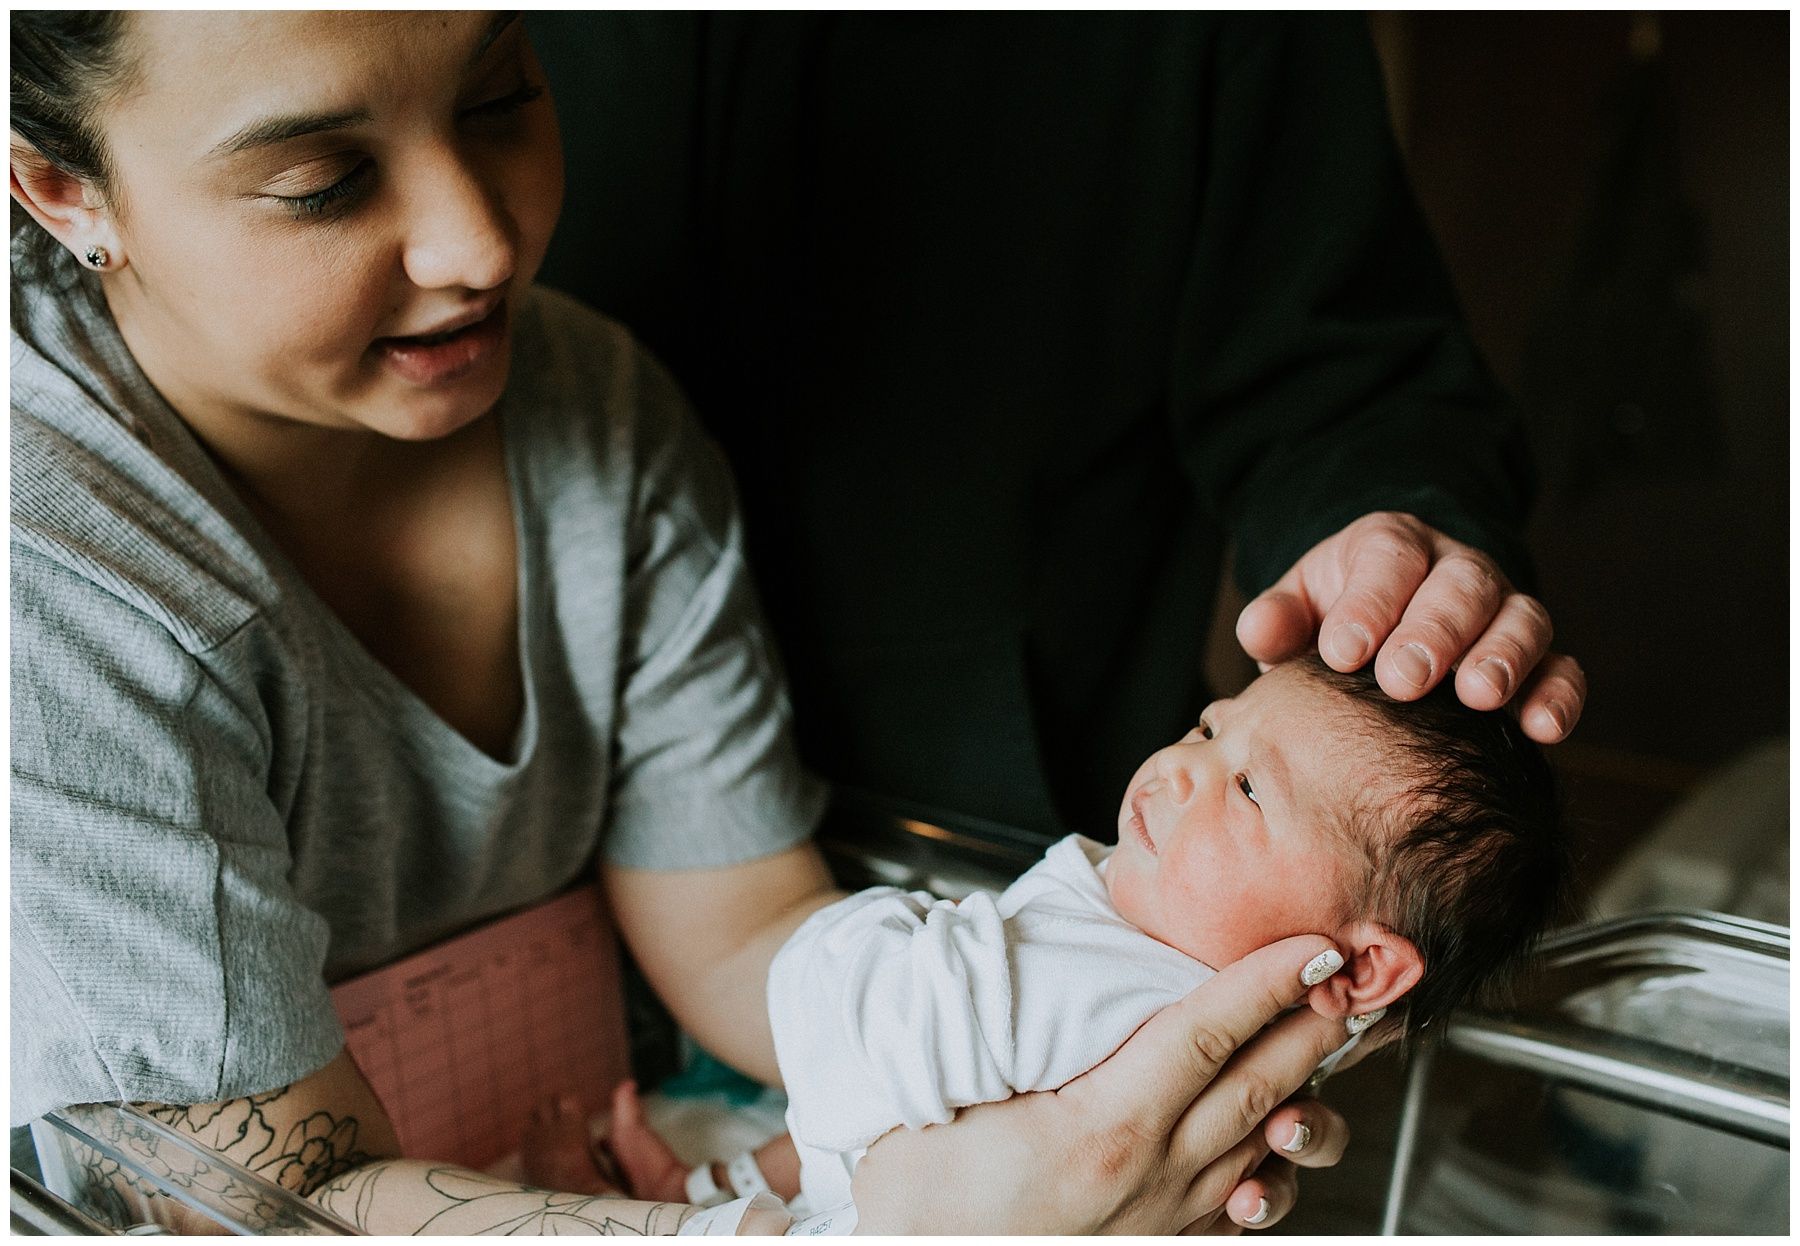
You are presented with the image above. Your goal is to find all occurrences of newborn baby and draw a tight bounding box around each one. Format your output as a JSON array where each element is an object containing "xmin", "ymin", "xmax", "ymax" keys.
[{"xmin": 526, "ymin": 655, "xmax": 1569, "ymax": 1219}]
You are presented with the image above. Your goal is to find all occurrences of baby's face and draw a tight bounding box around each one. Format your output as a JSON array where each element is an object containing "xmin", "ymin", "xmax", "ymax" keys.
[{"xmin": 1105, "ymin": 663, "xmax": 1396, "ymax": 967}]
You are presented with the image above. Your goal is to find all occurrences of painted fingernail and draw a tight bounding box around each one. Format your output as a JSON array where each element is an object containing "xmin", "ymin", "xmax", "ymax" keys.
[
  {"xmin": 1245, "ymin": 1197, "xmax": 1270, "ymax": 1226},
  {"xmin": 1280, "ymin": 1122, "xmax": 1312, "ymax": 1154},
  {"xmin": 1346, "ymin": 1007, "xmax": 1388, "ymax": 1037},
  {"xmin": 1474, "ymin": 655, "xmax": 1513, "ymax": 698},
  {"xmin": 1329, "ymin": 623, "xmax": 1371, "ymax": 667},
  {"xmin": 1392, "ymin": 643, "xmax": 1433, "ymax": 689},
  {"xmin": 1300, "ymin": 948, "xmax": 1345, "ymax": 986}
]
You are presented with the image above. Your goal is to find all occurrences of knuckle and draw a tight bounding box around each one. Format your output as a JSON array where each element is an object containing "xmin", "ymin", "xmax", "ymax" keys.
[
  {"xmin": 1439, "ymin": 552, "xmax": 1506, "ymax": 609},
  {"xmin": 1234, "ymin": 1070, "xmax": 1286, "ymax": 1126},
  {"xmin": 1402, "ymin": 610, "xmax": 1462, "ymax": 655},
  {"xmin": 1357, "ymin": 509, "xmax": 1421, "ymax": 535},
  {"xmin": 1361, "ymin": 527, "xmax": 1427, "ymax": 571},
  {"xmin": 1086, "ymin": 1118, "xmax": 1157, "ymax": 1184},
  {"xmin": 1186, "ymin": 1024, "xmax": 1241, "ymax": 1078},
  {"xmin": 1510, "ymin": 594, "xmax": 1554, "ymax": 639}
]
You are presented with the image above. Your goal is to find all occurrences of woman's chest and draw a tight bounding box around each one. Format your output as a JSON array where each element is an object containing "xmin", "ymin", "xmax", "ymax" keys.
[{"xmin": 267, "ymin": 430, "xmax": 527, "ymax": 759}]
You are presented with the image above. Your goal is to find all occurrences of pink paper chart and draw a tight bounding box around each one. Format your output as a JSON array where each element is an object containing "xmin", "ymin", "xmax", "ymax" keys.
[{"xmin": 330, "ymin": 885, "xmax": 632, "ymax": 1172}]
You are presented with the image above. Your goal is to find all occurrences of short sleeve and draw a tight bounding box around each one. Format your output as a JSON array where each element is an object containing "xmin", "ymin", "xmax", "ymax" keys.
[
  {"xmin": 10, "ymin": 550, "xmax": 341, "ymax": 1124},
  {"xmin": 601, "ymin": 352, "xmax": 827, "ymax": 869}
]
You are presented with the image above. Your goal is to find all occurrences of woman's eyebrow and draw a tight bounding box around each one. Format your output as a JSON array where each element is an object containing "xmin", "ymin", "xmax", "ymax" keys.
[
  {"xmin": 211, "ymin": 109, "xmax": 371, "ymax": 158},
  {"xmin": 207, "ymin": 13, "xmax": 520, "ymax": 159},
  {"xmin": 467, "ymin": 11, "xmax": 522, "ymax": 71}
]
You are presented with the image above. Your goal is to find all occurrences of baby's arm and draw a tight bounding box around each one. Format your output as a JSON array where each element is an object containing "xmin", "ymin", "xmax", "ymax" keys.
[
  {"xmin": 673, "ymin": 1134, "xmax": 803, "ymax": 1206},
  {"xmin": 770, "ymin": 886, "xmax": 1021, "ymax": 1153},
  {"xmin": 521, "ymin": 1081, "xmax": 803, "ymax": 1205}
]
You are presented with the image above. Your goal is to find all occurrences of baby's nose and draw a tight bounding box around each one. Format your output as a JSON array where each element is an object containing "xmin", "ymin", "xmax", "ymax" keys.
[{"xmin": 1153, "ymin": 747, "xmax": 1196, "ymax": 803}]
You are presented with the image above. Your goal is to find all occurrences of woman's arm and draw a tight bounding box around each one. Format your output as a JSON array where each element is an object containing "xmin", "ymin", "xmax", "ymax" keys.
[
  {"xmin": 53, "ymin": 1049, "xmax": 705, "ymax": 1235},
  {"xmin": 604, "ymin": 843, "xmax": 842, "ymax": 1085}
]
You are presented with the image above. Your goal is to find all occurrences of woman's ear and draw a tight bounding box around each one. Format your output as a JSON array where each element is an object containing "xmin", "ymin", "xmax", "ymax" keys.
[
  {"xmin": 1305, "ymin": 921, "xmax": 1423, "ymax": 1019},
  {"xmin": 10, "ymin": 138, "xmax": 122, "ymax": 269}
]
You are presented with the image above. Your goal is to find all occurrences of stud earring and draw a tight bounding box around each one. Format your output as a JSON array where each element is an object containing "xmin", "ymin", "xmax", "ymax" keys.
[{"xmin": 85, "ymin": 246, "xmax": 110, "ymax": 270}]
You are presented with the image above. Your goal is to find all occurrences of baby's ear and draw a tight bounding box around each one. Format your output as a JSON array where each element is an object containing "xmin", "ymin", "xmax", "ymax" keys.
[{"xmin": 1305, "ymin": 921, "xmax": 1422, "ymax": 1019}]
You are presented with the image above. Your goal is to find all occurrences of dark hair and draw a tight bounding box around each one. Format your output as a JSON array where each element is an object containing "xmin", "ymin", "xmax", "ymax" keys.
[
  {"xmin": 1296, "ymin": 655, "xmax": 1575, "ymax": 1035},
  {"xmin": 10, "ymin": 11, "xmax": 135, "ymax": 283}
]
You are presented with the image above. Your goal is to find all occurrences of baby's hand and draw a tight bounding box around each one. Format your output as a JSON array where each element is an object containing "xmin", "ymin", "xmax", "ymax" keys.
[
  {"xmin": 605, "ymin": 1079, "xmax": 691, "ymax": 1202},
  {"xmin": 519, "ymin": 1081, "xmax": 688, "ymax": 1200},
  {"xmin": 519, "ymin": 1092, "xmax": 628, "ymax": 1195}
]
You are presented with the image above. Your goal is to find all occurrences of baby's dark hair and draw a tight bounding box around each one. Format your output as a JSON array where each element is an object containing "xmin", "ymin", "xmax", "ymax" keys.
[{"xmin": 1297, "ymin": 655, "xmax": 1573, "ymax": 1034}]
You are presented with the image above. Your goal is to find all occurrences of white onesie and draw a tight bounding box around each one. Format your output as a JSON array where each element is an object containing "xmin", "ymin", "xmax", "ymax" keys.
[{"xmin": 767, "ymin": 834, "xmax": 1214, "ymax": 1213}]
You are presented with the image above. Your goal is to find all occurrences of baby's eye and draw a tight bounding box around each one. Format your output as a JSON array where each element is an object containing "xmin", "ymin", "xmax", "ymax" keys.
[
  {"xmin": 1197, "ymin": 719, "xmax": 1214, "ymax": 740},
  {"xmin": 1236, "ymin": 773, "xmax": 1259, "ymax": 806}
]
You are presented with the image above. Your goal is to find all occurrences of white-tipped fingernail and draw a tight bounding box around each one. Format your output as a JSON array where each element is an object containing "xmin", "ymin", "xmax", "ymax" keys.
[
  {"xmin": 1346, "ymin": 1006, "xmax": 1388, "ymax": 1037},
  {"xmin": 1245, "ymin": 1197, "xmax": 1270, "ymax": 1226},
  {"xmin": 1300, "ymin": 949, "xmax": 1345, "ymax": 986},
  {"xmin": 1280, "ymin": 1122, "xmax": 1312, "ymax": 1154}
]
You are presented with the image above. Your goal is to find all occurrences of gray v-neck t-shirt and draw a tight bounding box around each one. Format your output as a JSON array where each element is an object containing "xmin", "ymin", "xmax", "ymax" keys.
[{"xmin": 10, "ymin": 262, "xmax": 824, "ymax": 1125}]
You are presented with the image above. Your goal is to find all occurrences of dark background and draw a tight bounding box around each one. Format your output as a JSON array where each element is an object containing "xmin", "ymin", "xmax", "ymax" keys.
[
  {"xmin": 536, "ymin": 11, "xmax": 1787, "ymax": 887},
  {"xmin": 1268, "ymin": 12, "xmax": 1788, "ymax": 1232},
  {"xmin": 1193, "ymin": 12, "xmax": 1789, "ymax": 897}
]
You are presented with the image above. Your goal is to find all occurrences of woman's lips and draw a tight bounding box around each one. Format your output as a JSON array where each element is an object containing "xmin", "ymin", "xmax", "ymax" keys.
[
  {"xmin": 375, "ymin": 301, "xmax": 507, "ymax": 386},
  {"xmin": 1128, "ymin": 790, "xmax": 1157, "ymax": 856}
]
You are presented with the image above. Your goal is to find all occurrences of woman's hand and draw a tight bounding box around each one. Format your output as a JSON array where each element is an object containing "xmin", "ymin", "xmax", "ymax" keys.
[
  {"xmin": 849, "ymin": 936, "xmax": 1354, "ymax": 1234},
  {"xmin": 1199, "ymin": 1098, "xmax": 1351, "ymax": 1233}
]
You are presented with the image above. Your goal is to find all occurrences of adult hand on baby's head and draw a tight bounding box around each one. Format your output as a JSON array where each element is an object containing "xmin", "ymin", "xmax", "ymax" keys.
[
  {"xmin": 1235, "ymin": 512, "xmax": 1586, "ymax": 744},
  {"xmin": 849, "ymin": 936, "xmax": 1354, "ymax": 1234}
]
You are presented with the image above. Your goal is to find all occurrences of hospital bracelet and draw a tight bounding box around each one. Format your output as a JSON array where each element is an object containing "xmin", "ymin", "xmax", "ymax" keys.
[
  {"xmin": 676, "ymin": 1194, "xmax": 860, "ymax": 1236},
  {"xmin": 684, "ymin": 1162, "xmax": 733, "ymax": 1208},
  {"xmin": 785, "ymin": 1203, "xmax": 859, "ymax": 1235},
  {"xmin": 676, "ymin": 1192, "xmax": 788, "ymax": 1235}
]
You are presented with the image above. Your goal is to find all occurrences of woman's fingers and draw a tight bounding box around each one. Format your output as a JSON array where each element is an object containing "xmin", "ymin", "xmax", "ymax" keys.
[
  {"xmin": 1066, "ymin": 937, "xmax": 1346, "ymax": 1141},
  {"xmin": 1177, "ymin": 1128, "xmax": 1277, "ymax": 1232},
  {"xmin": 1226, "ymin": 1156, "xmax": 1295, "ymax": 1230},
  {"xmin": 1263, "ymin": 1098, "xmax": 1348, "ymax": 1169},
  {"xmin": 1171, "ymin": 1001, "xmax": 1352, "ymax": 1173}
]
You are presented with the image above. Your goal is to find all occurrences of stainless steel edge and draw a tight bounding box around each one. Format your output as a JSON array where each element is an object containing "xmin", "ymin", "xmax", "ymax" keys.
[{"xmin": 12, "ymin": 1167, "xmax": 120, "ymax": 1236}]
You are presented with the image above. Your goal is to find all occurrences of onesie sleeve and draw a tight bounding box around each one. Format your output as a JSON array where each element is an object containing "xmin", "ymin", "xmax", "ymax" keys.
[
  {"xmin": 10, "ymin": 550, "xmax": 341, "ymax": 1125},
  {"xmin": 766, "ymin": 887, "xmax": 1020, "ymax": 1154},
  {"xmin": 1172, "ymin": 15, "xmax": 1536, "ymax": 595},
  {"xmin": 601, "ymin": 344, "xmax": 828, "ymax": 869}
]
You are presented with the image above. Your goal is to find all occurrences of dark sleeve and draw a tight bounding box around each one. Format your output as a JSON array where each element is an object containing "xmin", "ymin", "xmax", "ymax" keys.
[{"xmin": 1170, "ymin": 15, "xmax": 1537, "ymax": 595}]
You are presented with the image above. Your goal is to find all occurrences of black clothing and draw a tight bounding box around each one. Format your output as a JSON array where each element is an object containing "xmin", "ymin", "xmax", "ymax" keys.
[{"xmin": 531, "ymin": 13, "xmax": 1534, "ymax": 839}]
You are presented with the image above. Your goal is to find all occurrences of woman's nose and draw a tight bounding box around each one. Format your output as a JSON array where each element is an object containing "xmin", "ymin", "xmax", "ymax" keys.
[{"xmin": 400, "ymin": 156, "xmax": 518, "ymax": 293}]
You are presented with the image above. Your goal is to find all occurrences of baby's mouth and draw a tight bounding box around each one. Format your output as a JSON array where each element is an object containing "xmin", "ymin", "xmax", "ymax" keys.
[{"xmin": 1128, "ymin": 789, "xmax": 1157, "ymax": 856}]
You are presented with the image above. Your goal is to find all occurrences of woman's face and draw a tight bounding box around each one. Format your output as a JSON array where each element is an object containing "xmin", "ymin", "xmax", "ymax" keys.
[{"xmin": 97, "ymin": 11, "xmax": 563, "ymax": 443}]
